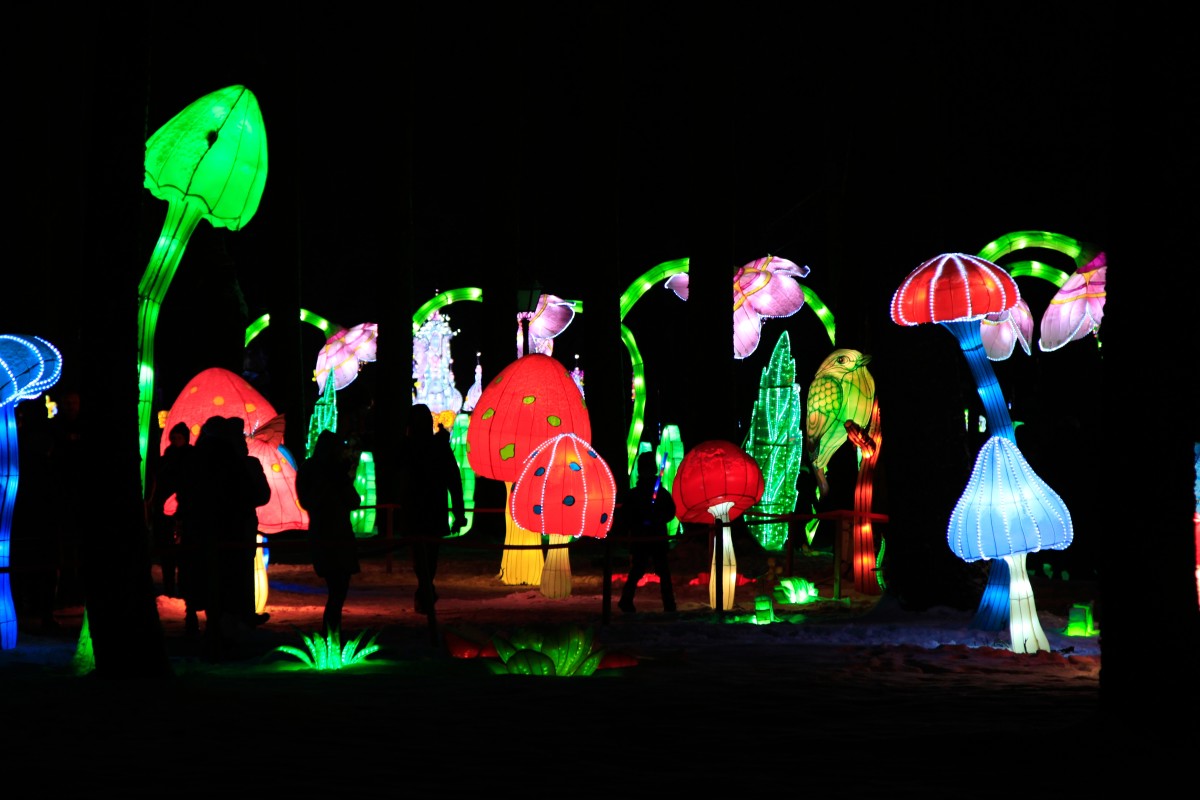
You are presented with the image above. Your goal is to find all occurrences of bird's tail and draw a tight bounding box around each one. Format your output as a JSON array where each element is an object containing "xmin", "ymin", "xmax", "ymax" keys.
[{"xmin": 813, "ymin": 464, "xmax": 829, "ymax": 495}]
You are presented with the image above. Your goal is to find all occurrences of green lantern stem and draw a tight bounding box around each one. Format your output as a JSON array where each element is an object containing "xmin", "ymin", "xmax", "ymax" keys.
[{"xmin": 136, "ymin": 199, "xmax": 207, "ymax": 491}]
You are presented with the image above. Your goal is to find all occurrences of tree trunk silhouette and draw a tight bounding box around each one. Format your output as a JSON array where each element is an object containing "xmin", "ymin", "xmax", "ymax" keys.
[{"xmin": 77, "ymin": 15, "xmax": 172, "ymax": 678}]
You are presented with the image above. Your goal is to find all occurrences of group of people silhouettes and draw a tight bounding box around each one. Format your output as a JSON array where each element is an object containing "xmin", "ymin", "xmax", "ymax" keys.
[
  {"xmin": 145, "ymin": 403, "xmax": 684, "ymax": 657},
  {"xmin": 149, "ymin": 416, "xmax": 271, "ymax": 656}
]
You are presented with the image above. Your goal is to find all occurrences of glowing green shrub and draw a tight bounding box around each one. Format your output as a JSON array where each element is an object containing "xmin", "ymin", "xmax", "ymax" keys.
[
  {"xmin": 275, "ymin": 628, "xmax": 381, "ymax": 671},
  {"xmin": 490, "ymin": 624, "xmax": 605, "ymax": 677},
  {"xmin": 773, "ymin": 576, "xmax": 819, "ymax": 605}
]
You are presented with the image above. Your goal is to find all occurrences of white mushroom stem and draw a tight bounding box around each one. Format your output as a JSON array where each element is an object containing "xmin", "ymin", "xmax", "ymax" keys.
[
  {"xmin": 1002, "ymin": 552, "xmax": 1050, "ymax": 654},
  {"xmin": 708, "ymin": 502, "xmax": 737, "ymax": 611}
]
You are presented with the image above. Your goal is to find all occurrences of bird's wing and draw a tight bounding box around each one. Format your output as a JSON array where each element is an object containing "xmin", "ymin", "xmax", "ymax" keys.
[{"xmin": 805, "ymin": 374, "xmax": 845, "ymax": 467}]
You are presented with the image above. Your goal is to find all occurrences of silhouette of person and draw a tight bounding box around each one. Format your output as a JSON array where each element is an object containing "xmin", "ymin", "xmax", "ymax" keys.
[
  {"xmin": 296, "ymin": 430, "xmax": 362, "ymax": 634},
  {"xmin": 221, "ymin": 417, "xmax": 270, "ymax": 630},
  {"xmin": 174, "ymin": 415, "xmax": 270, "ymax": 655},
  {"xmin": 617, "ymin": 451, "xmax": 678, "ymax": 614},
  {"xmin": 398, "ymin": 404, "xmax": 464, "ymax": 615},
  {"xmin": 146, "ymin": 422, "xmax": 192, "ymax": 597}
]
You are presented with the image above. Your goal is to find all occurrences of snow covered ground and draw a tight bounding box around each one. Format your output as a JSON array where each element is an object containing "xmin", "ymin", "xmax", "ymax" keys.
[{"xmin": 2, "ymin": 541, "xmax": 1105, "ymax": 792}]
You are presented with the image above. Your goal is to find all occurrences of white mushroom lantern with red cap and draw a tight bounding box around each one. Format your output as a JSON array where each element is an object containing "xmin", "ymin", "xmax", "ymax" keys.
[
  {"xmin": 510, "ymin": 432, "xmax": 616, "ymax": 599},
  {"xmin": 890, "ymin": 253, "xmax": 1073, "ymax": 654},
  {"xmin": 672, "ymin": 440, "xmax": 764, "ymax": 611}
]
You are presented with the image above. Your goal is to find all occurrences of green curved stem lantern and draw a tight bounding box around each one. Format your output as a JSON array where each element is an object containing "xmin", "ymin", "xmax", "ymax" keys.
[{"xmin": 137, "ymin": 84, "xmax": 268, "ymax": 490}]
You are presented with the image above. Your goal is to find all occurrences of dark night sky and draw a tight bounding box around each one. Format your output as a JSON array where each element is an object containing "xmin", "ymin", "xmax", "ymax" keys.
[{"xmin": 7, "ymin": 3, "xmax": 1176, "ymax": 593}]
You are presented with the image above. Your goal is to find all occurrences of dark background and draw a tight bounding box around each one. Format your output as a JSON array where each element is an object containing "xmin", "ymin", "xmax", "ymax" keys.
[{"xmin": 5, "ymin": 3, "xmax": 1196, "ymax": 692}]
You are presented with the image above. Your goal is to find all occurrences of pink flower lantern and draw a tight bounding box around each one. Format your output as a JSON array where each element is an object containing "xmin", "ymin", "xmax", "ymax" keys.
[
  {"xmin": 981, "ymin": 298, "xmax": 1034, "ymax": 361},
  {"xmin": 315, "ymin": 322, "xmax": 378, "ymax": 393},
  {"xmin": 1038, "ymin": 252, "xmax": 1106, "ymax": 352},
  {"xmin": 665, "ymin": 255, "xmax": 811, "ymax": 359}
]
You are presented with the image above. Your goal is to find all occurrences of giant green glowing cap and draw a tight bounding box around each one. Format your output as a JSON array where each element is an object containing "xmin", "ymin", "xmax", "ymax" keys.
[{"xmin": 144, "ymin": 84, "xmax": 268, "ymax": 230}]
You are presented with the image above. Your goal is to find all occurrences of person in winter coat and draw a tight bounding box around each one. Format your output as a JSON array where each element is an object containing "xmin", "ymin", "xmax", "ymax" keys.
[
  {"xmin": 296, "ymin": 429, "xmax": 362, "ymax": 634},
  {"xmin": 397, "ymin": 404, "xmax": 465, "ymax": 616},
  {"xmin": 174, "ymin": 416, "xmax": 271, "ymax": 656},
  {"xmin": 616, "ymin": 450, "xmax": 678, "ymax": 614}
]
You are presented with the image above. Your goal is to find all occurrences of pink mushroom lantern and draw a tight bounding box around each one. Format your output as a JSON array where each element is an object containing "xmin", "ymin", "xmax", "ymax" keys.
[
  {"xmin": 510, "ymin": 432, "xmax": 616, "ymax": 599},
  {"xmin": 672, "ymin": 440, "xmax": 764, "ymax": 611},
  {"xmin": 466, "ymin": 354, "xmax": 592, "ymax": 587}
]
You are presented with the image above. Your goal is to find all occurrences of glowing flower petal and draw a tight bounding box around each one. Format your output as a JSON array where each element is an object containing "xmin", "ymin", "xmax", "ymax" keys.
[
  {"xmin": 981, "ymin": 298, "xmax": 1033, "ymax": 361},
  {"xmin": 1038, "ymin": 254, "xmax": 1106, "ymax": 353},
  {"xmin": 736, "ymin": 256, "xmax": 809, "ymax": 317},
  {"xmin": 528, "ymin": 294, "xmax": 576, "ymax": 340},
  {"xmin": 664, "ymin": 273, "xmax": 689, "ymax": 301},
  {"xmin": 733, "ymin": 256, "xmax": 810, "ymax": 359},
  {"xmin": 315, "ymin": 322, "xmax": 378, "ymax": 393},
  {"xmin": 663, "ymin": 256, "xmax": 811, "ymax": 358},
  {"xmin": 733, "ymin": 302, "xmax": 765, "ymax": 362}
]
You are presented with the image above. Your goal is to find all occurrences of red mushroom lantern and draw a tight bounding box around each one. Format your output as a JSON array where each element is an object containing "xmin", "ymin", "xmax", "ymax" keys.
[
  {"xmin": 466, "ymin": 354, "xmax": 591, "ymax": 586},
  {"xmin": 510, "ymin": 432, "xmax": 616, "ymax": 598},
  {"xmin": 159, "ymin": 367, "xmax": 307, "ymax": 534},
  {"xmin": 672, "ymin": 440, "xmax": 764, "ymax": 610},
  {"xmin": 890, "ymin": 252, "xmax": 1020, "ymax": 441}
]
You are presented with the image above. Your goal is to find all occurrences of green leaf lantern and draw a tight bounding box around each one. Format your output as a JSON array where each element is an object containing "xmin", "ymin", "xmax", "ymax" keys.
[{"xmin": 136, "ymin": 85, "xmax": 268, "ymax": 490}]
